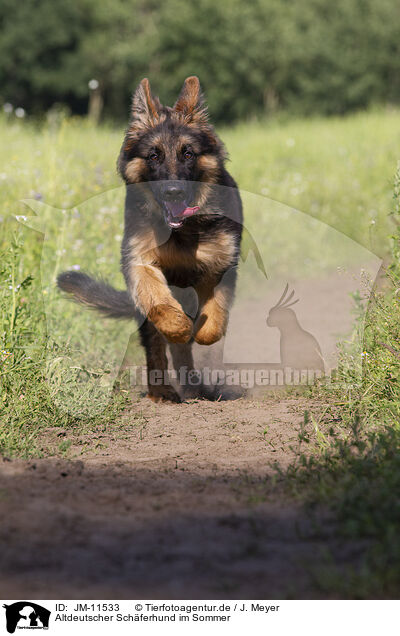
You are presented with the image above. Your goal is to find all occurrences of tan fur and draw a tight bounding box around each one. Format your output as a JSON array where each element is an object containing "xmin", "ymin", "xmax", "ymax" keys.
[
  {"xmin": 159, "ymin": 231, "xmax": 235, "ymax": 276},
  {"xmin": 148, "ymin": 303, "xmax": 193, "ymax": 344},
  {"xmin": 124, "ymin": 78, "xmax": 161, "ymax": 149},
  {"xmin": 127, "ymin": 232, "xmax": 192, "ymax": 343},
  {"xmin": 129, "ymin": 227, "xmax": 159, "ymax": 262},
  {"xmin": 193, "ymin": 156, "xmax": 220, "ymax": 208},
  {"xmin": 129, "ymin": 228, "xmax": 235, "ymax": 274},
  {"xmin": 194, "ymin": 279, "xmax": 231, "ymax": 345},
  {"xmin": 174, "ymin": 77, "xmax": 200, "ymax": 113},
  {"xmin": 141, "ymin": 78, "xmax": 160, "ymax": 122},
  {"xmin": 173, "ymin": 76, "xmax": 209, "ymax": 129},
  {"xmin": 125, "ymin": 157, "xmax": 147, "ymax": 183},
  {"xmin": 197, "ymin": 154, "xmax": 219, "ymax": 177},
  {"xmin": 129, "ymin": 260, "xmax": 192, "ymax": 342},
  {"xmin": 195, "ymin": 232, "xmax": 236, "ymax": 272},
  {"xmin": 193, "ymin": 183, "xmax": 211, "ymax": 209},
  {"xmin": 127, "ymin": 229, "xmax": 235, "ymax": 344},
  {"xmin": 178, "ymin": 135, "xmax": 202, "ymax": 154}
]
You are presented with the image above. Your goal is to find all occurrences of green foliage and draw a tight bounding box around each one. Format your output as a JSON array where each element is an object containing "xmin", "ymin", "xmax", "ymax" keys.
[
  {"xmin": 0, "ymin": 119, "xmax": 132, "ymax": 458},
  {"xmin": 282, "ymin": 164, "xmax": 400, "ymax": 597},
  {"xmin": 0, "ymin": 0, "xmax": 155, "ymax": 116},
  {"xmin": 0, "ymin": 234, "xmax": 129, "ymax": 457},
  {"xmin": 1, "ymin": 0, "xmax": 400, "ymax": 122}
]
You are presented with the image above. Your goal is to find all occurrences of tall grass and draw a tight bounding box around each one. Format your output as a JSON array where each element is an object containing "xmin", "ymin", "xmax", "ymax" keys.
[{"xmin": 282, "ymin": 162, "xmax": 400, "ymax": 597}]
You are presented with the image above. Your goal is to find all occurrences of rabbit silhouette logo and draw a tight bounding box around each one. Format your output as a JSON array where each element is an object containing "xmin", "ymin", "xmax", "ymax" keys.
[
  {"xmin": 3, "ymin": 602, "xmax": 50, "ymax": 634},
  {"xmin": 266, "ymin": 284, "xmax": 325, "ymax": 373}
]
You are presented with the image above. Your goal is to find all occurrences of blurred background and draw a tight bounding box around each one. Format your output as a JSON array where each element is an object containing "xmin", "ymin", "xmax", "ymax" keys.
[{"xmin": 1, "ymin": 0, "xmax": 400, "ymax": 123}]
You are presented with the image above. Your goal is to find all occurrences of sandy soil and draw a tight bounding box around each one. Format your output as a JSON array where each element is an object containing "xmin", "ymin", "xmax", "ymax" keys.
[{"xmin": 0, "ymin": 395, "xmax": 366, "ymax": 600}]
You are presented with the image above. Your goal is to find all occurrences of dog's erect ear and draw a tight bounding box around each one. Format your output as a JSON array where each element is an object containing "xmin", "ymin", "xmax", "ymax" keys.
[
  {"xmin": 130, "ymin": 78, "xmax": 161, "ymax": 129},
  {"xmin": 122, "ymin": 79, "xmax": 161, "ymax": 154},
  {"xmin": 174, "ymin": 76, "xmax": 208, "ymax": 127}
]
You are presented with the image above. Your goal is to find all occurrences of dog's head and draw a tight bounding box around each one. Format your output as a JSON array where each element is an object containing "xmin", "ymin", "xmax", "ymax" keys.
[{"xmin": 118, "ymin": 77, "xmax": 226, "ymax": 229}]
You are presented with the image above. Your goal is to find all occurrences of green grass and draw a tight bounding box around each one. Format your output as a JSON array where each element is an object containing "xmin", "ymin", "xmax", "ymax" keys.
[
  {"xmin": 282, "ymin": 278, "xmax": 400, "ymax": 597},
  {"xmin": 225, "ymin": 108, "xmax": 400, "ymax": 255}
]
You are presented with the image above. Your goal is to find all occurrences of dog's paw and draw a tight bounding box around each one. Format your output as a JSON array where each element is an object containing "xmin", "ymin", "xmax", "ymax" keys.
[
  {"xmin": 180, "ymin": 383, "xmax": 217, "ymax": 401},
  {"xmin": 149, "ymin": 303, "xmax": 193, "ymax": 344},
  {"xmin": 194, "ymin": 313, "xmax": 227, "ymax": 345},
  {"xmin": 147, "ymin": 385, "xmax": 182, "ymax": 403}
]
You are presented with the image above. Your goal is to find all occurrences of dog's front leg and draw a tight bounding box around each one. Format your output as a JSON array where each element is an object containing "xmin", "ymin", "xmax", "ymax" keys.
[
  {"xmin": 130, "ymin": 264, "xmax": 193, "ymax": 344},
  {"xmin": 194, "ymin": 277, "xmax": 233, "ymax": 346}
]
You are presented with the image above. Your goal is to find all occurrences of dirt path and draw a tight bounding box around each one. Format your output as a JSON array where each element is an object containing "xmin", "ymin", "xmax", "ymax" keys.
[
  {"xmin": 1, "ymin": 264, "xmax": 378, "ymax": 599},
  {"xmin": 0, "ymin": 394, "xmax": 363, "ymax": 600}
]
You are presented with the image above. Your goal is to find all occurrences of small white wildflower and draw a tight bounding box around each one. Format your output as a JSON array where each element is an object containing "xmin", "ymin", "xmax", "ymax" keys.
[
  {"xmin": 3, "ymin": 103, "xmax": 13, "ymax": 114},
  {"xmin": 15, "ymin": 107, "xmax": 25, "ymax": 118},
  {"xmin": 15, "ymin": 215, "xmax": 27, "ymax": 222},
  {"xmin": 88, "ymin": 79, "xmax": 99, "ymax": 90},
  {"xmin": 71, "ymin": 264, "xmax": 81, "ymax": 271}
]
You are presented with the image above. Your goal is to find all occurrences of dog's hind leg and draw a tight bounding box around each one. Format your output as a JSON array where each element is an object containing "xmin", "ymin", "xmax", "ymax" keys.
[
  {"xmin": 169, "ymin": 342, "xmax": 200, "ymax": 399},
  {"xmin": 169, "ymin": 342, "xmax": 217, "ymax": 400},
  {"xmin": 139, "ymin": 320, "xmax": 181, "ymax": 403}
]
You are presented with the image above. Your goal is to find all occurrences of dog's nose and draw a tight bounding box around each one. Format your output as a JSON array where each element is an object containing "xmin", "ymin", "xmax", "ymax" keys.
[{"xmin": 162, "ymin": 185, "xmax": 186, "ymax": 201}]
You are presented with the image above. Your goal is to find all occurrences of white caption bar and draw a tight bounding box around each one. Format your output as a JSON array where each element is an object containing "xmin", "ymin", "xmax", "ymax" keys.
[{"xmin": 1, "ymin": 600, "xmax": 398, "ymax": 635}]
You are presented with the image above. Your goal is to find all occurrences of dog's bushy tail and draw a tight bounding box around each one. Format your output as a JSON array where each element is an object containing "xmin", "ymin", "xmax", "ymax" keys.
[{"xmin": 57, "ymin": 271, "xmax": 137, "ymax": 319}]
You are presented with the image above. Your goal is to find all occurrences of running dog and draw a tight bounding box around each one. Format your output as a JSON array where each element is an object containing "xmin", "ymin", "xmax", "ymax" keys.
[{"xmin": 58, "ymin": 76, "xmax": 243, "ymax": 401}]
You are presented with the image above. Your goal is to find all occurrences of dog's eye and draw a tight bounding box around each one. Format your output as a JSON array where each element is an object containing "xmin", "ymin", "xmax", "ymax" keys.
[
  {"xmin": 149, "ymin": 152, "xmax": 159, "ymax": 162},
  {"xmin": 183, "ymin": 150, "xmax": 194, "ymax": 160}
]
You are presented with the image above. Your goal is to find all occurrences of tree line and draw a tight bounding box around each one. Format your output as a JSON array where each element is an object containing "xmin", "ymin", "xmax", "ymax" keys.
[{"xmin": 1, "ymin": 0, "xmax": 399, "ymax": 123}]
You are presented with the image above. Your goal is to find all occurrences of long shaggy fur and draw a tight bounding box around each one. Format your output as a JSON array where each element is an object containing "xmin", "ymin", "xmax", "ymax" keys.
[{"xmin": 57, "ymin": 271, "xmax": 137, "ymax": 319}]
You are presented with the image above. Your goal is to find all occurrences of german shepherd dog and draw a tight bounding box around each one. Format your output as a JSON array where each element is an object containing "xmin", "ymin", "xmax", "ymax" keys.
[{"xmin": 58, "ymin": 76, "xmax": 243, "ymax": 402}]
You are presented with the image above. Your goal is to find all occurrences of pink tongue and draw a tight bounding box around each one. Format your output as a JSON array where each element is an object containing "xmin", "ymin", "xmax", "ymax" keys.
[
  {"xmin": 165, "ymin": 201, "xmax": 199, "ymax": 219},
  {"xmin": 181, "ymin": 205, "xmax": 200, "ymax": 218}
]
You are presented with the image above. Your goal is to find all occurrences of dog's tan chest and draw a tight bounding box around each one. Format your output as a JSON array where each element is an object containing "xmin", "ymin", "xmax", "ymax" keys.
[{"xmin": 129, "ymin": 229, "xmax": 236, "ymax": 275}]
